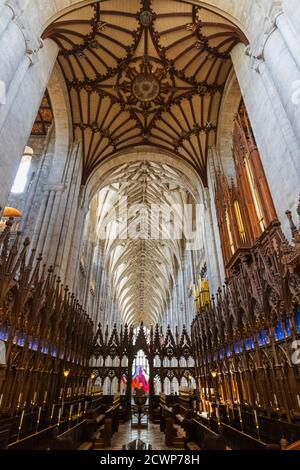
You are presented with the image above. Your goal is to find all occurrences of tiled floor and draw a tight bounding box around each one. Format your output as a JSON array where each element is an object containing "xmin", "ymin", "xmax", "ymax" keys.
[{"xmin": 107, "ymin": 420, "xmax": 185, "ymax": 450}]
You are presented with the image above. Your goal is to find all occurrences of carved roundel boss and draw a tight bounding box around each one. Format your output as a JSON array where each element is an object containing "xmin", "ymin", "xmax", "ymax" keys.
[{"xmin": 132, "ymin": 73, "xmax": 160, "ymax": 102}]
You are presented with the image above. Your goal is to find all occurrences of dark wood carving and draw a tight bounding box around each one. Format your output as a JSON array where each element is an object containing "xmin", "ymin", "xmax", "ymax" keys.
[
  {"xmin": 91, "ymin": 322, "xmax": 195, "ymax": 409},
  {"xmin": 192, "ymin": 201, "xmax": 300, "ymax": 423},
  {"xmin": 31, "ymin": 90, "xmax": 54, "ymax": 136},
  {"xmin": 0, "ymin": 219, "xmax": 94, "ymax": 416}
]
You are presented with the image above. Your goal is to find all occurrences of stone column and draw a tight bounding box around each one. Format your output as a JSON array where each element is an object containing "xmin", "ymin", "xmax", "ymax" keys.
[
  {"xmin": 283, "ymin": 0, "xmax": 300, "ymax": 38},
  {"xmin": 181, "ymin": 260, "xmax": 188, "ymax": 327},
  {"xmin": 93, "ymin": 243, "xmax": 104, "ymax": 324},
  {"xmin": 0, "ymin": 39, "xmax": 58, "ymax": 207},
  {"xmin": 41, "ymin": 184, "xmax": 67, "ymax": 260},
  {"xmin": 263, "ymin": 24, "xmax": 300, "ymax": 148},
  {"xmin": 0, "ymin": 7, "xmax": 26, "ymax": 91},
  {"xmin": 0, "ymin": 53, "xmax": 36, "ymax": 132},
  {"xmin": 276, "ymin": 13, "xmax": 300, "ymax": 70},
  {"xmin": 66, "ymin": 200, "xmax": 89, "ymax": 292},
  {"xmin": 201, "ymin": 188, "xmax": 222, "ymax": 295},
  {"xmin": 17, "ymin": 130, "xmax": 53, "ymax": 243},
  {"xmin": 33, "ymin": 184, "xmax": 65, "ymax": 258},
  {"xmin": 0, "ymin": 2, "xmax": 15, "ymax": 38},
  {"xmin": 208, "ymin": 148, "xmax": 226, "ymax": 283},
  {"xmin": 50, "ymin": 143, "xmax": 83, "ymax": 278},
  {"xmin": 83, "ymin": 240, "xmax": 96, "ymax": 312}
]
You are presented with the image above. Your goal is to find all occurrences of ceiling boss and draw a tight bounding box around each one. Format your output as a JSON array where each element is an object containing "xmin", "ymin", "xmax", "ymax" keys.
[
  {"xmin": 116, "ymin": 7, "xmax": 174, "ymax": 121},
  {"xmin": 132, "ymin": 70, "xmax": 160, "ymax": 103},
  {"xmin": 44, "ymin": 0, "xmax": 246, "ymax": 185}
]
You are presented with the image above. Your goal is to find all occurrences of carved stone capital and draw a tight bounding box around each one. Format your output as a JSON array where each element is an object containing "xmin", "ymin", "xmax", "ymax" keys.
[{"xmin": 44, "ymin": 183, "xmax": 66, "ymax": 193}]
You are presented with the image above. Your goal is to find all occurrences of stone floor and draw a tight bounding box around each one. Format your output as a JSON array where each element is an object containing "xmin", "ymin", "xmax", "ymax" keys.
[{"xmin": 106, "ymin": 421, "xmax": 185, "ymax": 450}]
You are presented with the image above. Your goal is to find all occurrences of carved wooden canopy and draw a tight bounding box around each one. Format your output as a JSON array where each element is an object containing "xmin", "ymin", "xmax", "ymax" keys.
[
  {"xmin": 44, "ymin": 0, "xmax": 247, "ymax": 186},
  {"xmin": 31, "ymin": 90, "xmax": 54, "ymax": 136},
  {"xmin": 93, "ymin": 322, "xmax": 193, "ymax": 360}
]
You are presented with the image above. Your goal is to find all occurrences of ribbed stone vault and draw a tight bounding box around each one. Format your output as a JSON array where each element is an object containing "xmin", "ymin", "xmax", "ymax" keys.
[{"xmin": 92, "ymin": 160, "xmax": 198, "ymax": 326}]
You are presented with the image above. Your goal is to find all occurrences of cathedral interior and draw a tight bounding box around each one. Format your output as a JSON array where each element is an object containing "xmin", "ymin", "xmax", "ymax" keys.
[{"xmin": 0, "ymin": 0, "xmax": 300, "ymax": 453}]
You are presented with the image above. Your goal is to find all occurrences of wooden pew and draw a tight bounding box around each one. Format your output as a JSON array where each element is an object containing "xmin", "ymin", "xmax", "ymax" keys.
[
  {"xmin": 94, "ymin": 398, "xmax": 120, "ymax": 449},
  {"xmin": 8, "ymin": 424, "xmax": 61, "ymax": 450},
  {"xmin": 50, "ymin": 419, "xmax": 96, "ymax": 450},
  {"xmin": 160, "ymin": 404, "xmax": 184, "ymax": 447},
  {"xmin": 191, "ymin": 418, "xmax": 269, "ymax": 450},
  {"xmin": 0, "ymin": 424, "xmax": 11, "ymax": 450},
  {"xmin": 186, "ymin": 441, "xmax": 201, "ymax": 450},
  {"xmin": 77, "ymin": 441, "xmax": 94, "ymax": 450},
  {"xmin": 285, "ymin": 440, "xmax": 300, "ymax": 450},
  {"xmin": 8, "ymin": 414, "xmax": 100, "ymax": 450}
]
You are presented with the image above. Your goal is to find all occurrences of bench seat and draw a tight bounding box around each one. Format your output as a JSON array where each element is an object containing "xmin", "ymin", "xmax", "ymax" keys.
[
  {"xmin": 187, "ymin": 441, "xmax": 201, "ymax": 451},
  {"xmin": 77, "ymin": 441, "xmax": 93, "ymax": 450},
  {"xmin": 176, "ymin": 414, "xmax": 184, "ymax": 423}
]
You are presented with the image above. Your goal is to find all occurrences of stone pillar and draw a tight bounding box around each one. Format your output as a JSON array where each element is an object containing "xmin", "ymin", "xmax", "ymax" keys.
[
  {"xmin": 83, "ymin": 240, "xmax": 96, "ymax": 311},
  {"xmin": 0, "ymin": 8, "xmax": 26, "ymax": 92},
  {"xmin": 33, "ymin": 184, "xmax": 65, "ymax": 258},
  {"xmin": 0, "ymin": 2, "xmax": 14, "ymax": 38},
  {"xmin": 0, "ymin": 39, "xmax": 58, "ymax": 207},
  {"xmin": 201, "ymin": 188, "xmax": 222, "ymax": 295},
  {"xmin": 93, "ymin": 245, "xmax": 104, "ymax": 324},
  {"xmin": 231, "ymin": 43, "xmax": 300, "ymax": 237},
  {"xmin": 66, "ymin": 200, "xmax": 89, "ymax": 292},
  {"xmin": 283, "ymin": 0, "xmax": 300, "ymax": 38},
  {"xmin": 276, "ymin": 13, "xmax": 300, "ymax": 70},
  {"xmin": 181, "ymin": 260, "xmax": 188, "ymax": 327},
  {"xmin": 49, "ymin": 143, "xmax": 83, "ymax": 277},
  {"xmin": 28, "ymin": 139, "xmax": 82, "ymax": 292},
  {"xmin": 208, "ymin": 148, "xmax": 226, "ymax": 283},
  {"xmin": 263, "ymin": 24, "xmax": 300, "ymax": 149},
  {"xmin": 0, "ymin": 0, "xmax": 59, "ymax": 206},
  {"xmin": 2, "ymin": 55, "xmax": 31, "ymax": 127}
]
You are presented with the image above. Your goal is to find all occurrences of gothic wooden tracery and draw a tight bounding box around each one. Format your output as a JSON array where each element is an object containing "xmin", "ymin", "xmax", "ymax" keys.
[
  {"xmin": 0, "ymin": 222, "xmax": 94, "ymax": 414},
  {"xmin": 91, "ymin": 322, "xmax": 194, "ymax": 401},
  {"xmin": 31, "ymin": 90, "xmax": 54, "ymax": 136},
  {"xmin": 192, "ymin": 204, "xmax": 300, "ymax": 421}
]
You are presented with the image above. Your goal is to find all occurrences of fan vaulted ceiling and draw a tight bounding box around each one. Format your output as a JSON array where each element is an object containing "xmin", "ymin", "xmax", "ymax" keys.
[
  {"xmin": 93, "ymin": 160, "xmax": 198, "ymax": 326},
  {"xmin": 44, "ymin": 0, "xmax": 246, "ymax": 186}
]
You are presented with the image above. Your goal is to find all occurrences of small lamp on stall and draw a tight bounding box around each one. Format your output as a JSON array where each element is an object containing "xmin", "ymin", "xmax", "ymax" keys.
[
  {"xmin": 62, "ymin": 369, "xmax": 70, "ymax": 402},
  {"xmin": 90, "ymin": 372, "xmax": 96, "ymax": 395},
  {"xmin": 63, "ymin": 369, "xmax": 70, "ymax": 378},
  {"xmin": 210, "ymin": 369, "xmax": 218, "ymax": 405}
]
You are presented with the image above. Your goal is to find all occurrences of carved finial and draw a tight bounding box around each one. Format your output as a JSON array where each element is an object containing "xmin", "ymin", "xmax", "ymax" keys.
[
  {"xmin": 5, "ymin": 216, "xmax": 14, "ymax": 228},
  {"xmin": 285, "ymin": 210, "xmax": 297, "ymax": 237}
]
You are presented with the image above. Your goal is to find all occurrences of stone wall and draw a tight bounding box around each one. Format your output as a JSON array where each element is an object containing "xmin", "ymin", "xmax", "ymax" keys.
[{"xmin": 7, "ymin": 131, "xmax": 53, "ymax": 237}]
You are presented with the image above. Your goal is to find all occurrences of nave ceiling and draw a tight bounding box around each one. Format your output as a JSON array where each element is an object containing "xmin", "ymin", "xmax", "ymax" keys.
[
  {"xmin": 91, "ymin": 160, "xmax": 198, "ymax": 326},
  {"xmin": 44, "ymin": 0, "xmax": 247, "ymax": 186}
]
